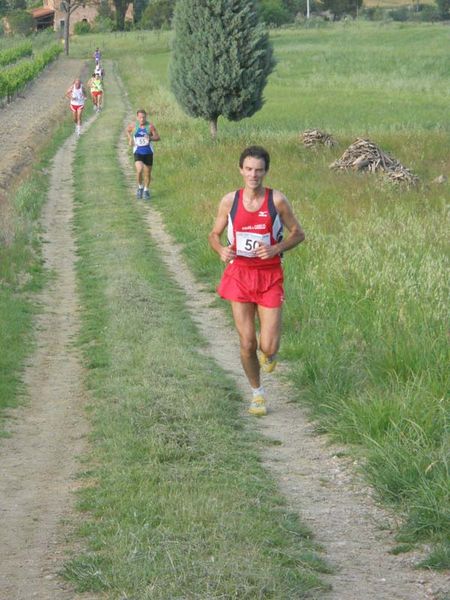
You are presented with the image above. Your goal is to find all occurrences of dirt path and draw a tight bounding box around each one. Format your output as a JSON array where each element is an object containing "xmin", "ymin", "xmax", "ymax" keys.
[
  {"xmin": 115, "ymin": 67, "xmax": 449, "ymax": 600},
  {"xmin": 0, "ymin": 116, "xmax": 94, "ymax": 598}
]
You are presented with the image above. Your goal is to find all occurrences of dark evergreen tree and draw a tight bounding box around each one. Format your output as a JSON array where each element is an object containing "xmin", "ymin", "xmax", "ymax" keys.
[
  {"xmin": 112, "ymin": 0, "xmax": 131, "ymax": 30},
  {"xmin": 133, "ymin": 0, "xmax": 149, "ymax": 24},
  {"xmin": 171, "ymin": 0, "xmax": 275, "ymax": 138}
]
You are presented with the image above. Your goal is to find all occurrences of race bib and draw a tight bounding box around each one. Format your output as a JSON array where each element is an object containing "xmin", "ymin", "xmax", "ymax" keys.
[
  {"xmin": 135, "ymin": 135, "xmax": 150, "ymax": 147},
  {"xmin": 236, "ymin": 232, "xmax": 270, "ymax": 257}
]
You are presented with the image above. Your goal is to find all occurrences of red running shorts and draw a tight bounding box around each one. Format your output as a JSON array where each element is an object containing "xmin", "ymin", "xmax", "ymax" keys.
[
  {"xmin": 218, "ymin": 262, "xmax": 284, "ymax": 308},
  {"xmin": 70, "ymin": 104, "xmax": 84, "ymax": 112}
]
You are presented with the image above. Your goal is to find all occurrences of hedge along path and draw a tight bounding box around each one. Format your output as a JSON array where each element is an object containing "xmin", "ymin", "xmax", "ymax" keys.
[
  {"xmin": 0, "ymin": 115, "xmax": 96, "ymax": 599},
  {"xmin": 115, "ymin": 67, "xmax": 449, "ymax": 600}
]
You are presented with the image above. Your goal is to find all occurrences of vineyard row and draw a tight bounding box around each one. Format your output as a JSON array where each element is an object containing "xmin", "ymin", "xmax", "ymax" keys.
[
  {"xmin": 0, "ymin": 44, "xmax": 62, "ymax": 102},
  {"xmin": 0, "ymin": 42, "xmax": 33, "ymax": 67}
]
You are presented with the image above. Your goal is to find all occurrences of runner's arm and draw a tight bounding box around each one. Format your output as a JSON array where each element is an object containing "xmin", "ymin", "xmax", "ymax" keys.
[
  {"xmin": 126, "ymin": 124, "xmax": 134, "ymax": 146},
  {"xmin": 255, "ymin": 193, "xmax": 305, "ymax": 260},
  {"xmin": 149, "ymin": 123, "xmax": 160, "ymax": 142},
  {"xmin": 208, "ymin": 194, "xmax": 235, "ymax": 263}
]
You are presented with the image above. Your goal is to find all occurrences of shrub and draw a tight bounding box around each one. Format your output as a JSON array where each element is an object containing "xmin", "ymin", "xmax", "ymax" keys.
[
  {"xmin": 92, "ymin": 16, "xmax": 114, "ymax": 32},
  {"xmin": 389, "ymin": 6, "xmax": 410, "ymax": 21},
  {"xmin": 259, "ymin": 0, "xmax": 291, "ymax": 25},
  {"xmin": 74, "ymin": 20, "xmax": 91, "ymax": 34}
]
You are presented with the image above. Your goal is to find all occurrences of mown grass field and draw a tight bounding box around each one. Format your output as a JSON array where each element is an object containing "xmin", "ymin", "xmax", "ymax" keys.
[{"xmin": 71, "ymin": 21, "xmax": 449, "ymax": 567}]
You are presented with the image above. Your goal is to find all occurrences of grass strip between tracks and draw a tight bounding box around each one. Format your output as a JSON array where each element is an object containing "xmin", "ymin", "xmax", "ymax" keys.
[{"xmin": 63, "ymin": 66, "xmax": 330, "ymax": 598}]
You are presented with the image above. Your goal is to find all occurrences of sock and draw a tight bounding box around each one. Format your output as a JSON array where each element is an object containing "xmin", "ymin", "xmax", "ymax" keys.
[
  {"xmin": 251, "ymin": 386, "xmax": 265, "ymax": 397},
  {"xmin": 143, "ymin": 187, "xmax": 148, "ymax": 191},
  {"xmin": 138, "ymin": 184, "xmax": 144, "ymax": 190}
]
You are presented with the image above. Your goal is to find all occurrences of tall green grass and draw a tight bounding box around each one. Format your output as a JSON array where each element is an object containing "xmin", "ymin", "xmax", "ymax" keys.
[
  {"xmin": 63, "ymin": 72, "xmax": 329, "ymax": 598},
  {"xmin": 71, "ymin": 23, "xmax": 449, "ymax": 562}
]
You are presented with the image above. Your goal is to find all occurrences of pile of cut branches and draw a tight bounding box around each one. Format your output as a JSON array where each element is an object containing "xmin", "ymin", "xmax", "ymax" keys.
[
  {"xmin": 330, "ymin": 138, "xmax": 419, "ymax": 186},
  {"xmin": 301, "ymin": 129, "xmax": 337, "ymax": 148}
]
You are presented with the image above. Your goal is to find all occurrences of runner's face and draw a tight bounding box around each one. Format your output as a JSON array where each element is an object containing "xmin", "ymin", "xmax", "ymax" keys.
[
  {"xmin": 240, "ymin": 157, "xmax": 266, "ymax": 190},
  {"xmin": 137, "ymin": 112, "xmax": 147, "ymax": 125}
]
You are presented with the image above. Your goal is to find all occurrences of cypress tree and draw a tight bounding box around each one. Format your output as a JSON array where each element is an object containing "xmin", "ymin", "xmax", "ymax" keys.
[{"xmin": 170, "ymin": 0, "xmax": 275, "ymax": 138}]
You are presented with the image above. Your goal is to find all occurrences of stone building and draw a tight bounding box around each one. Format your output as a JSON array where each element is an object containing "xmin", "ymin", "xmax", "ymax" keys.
[{"xmin": 39, "ymin": 0, "xmax": 133, "ymax": 34}]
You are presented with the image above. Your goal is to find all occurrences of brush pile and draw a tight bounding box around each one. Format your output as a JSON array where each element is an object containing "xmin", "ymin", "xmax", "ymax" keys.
[
  {"xmin": 301, "ymin": 129, "xmax": 337, "ymax": 148},
  {"xmin": 329, "ymin": 138, "xmax": 419, "ymax": 186}
]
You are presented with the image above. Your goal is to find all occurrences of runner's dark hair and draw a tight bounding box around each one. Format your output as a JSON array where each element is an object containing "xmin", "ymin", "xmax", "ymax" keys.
[
  {"xmin": 136, "ymin": 109, "xmax": 147, "ymax": 115},
  {"xmin": 239, "ymin": 146, "xmax": 270, "ymax": 171}
]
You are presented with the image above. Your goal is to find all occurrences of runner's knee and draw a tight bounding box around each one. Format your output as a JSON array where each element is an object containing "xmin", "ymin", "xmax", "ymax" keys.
[
  {"xmin": 260, "ymin": 339, "xmax": 279, "ymax": 357},
  {"xmin": 239, "ymin": 336, "xmax": 257, "ymax": 356}
]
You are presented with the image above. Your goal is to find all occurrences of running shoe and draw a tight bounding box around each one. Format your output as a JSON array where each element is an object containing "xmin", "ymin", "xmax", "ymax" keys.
[
  {"xmin": 259, "ymin": 351, "xmax": 277, "ymax": 374},
  {"xmin": 143, "ymin": 189, "xmax": 151, "ymax": 200},
  {"xmin": 248, "ymin": 394, "xmax": 267, "ymax": 416},
  {"xmin": 136, "ymin": 187, "xmax": 143, "ymax": 199}
]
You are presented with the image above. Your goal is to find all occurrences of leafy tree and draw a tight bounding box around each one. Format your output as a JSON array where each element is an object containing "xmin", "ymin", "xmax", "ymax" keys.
[
  {"xmin": 9, "ymin": 0, "xmax": 27, "ymax": 10},
  {"xmin": 6, "ymin": 10, "xmax": 34, "ymax": 34},
  {"xmin": 436, "ymin": 0, "xmax": 450, "ymax": 18},
  {"xmin": 98, "ymin": 0, "xmax": 113, "ymax": 18},
  {"xmin": 171, "ymin": 0, "xmax": 275, "ymax": 138},
  {"xmin": 259, "ymin": 0, "xmax": 291, "ymax": 25},
  {"xmin": 0, "ymin": 0, "xmax": 8, "ymax": 15},
  {"xmin": 61, "ymin": 0, "xmax": 87, "ymax": 55},
  {"xmin": 281, "ymin": 0, "xmax": 304, "ymax": 15},
  {"xmin": 139, "ymin": 0, "xmax": 174, "ymax": 29}
]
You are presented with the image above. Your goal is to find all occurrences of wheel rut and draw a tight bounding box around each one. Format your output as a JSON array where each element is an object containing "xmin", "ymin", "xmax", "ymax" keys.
[{"xmin": 0, "ymin": 121, "xmax": 94, "ymax": 598}]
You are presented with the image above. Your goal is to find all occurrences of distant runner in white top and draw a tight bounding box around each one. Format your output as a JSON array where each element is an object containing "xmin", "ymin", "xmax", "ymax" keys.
[{"xmin": 65, "ymin": 78, "xmax": 86, "ymax": 136}]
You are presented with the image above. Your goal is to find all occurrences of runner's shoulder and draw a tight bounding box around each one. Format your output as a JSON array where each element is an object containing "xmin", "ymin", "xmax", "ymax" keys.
[
  {"xmin": 272, "ymin": 189, "xmax": 290, "ymax": 209},
  {"xmin": 220, "ymin": 191, "xmax": 236, "ymax": 209}
]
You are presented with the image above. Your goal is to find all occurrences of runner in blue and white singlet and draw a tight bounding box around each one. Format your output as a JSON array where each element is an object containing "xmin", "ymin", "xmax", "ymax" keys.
[{"xmin": 127, "ymin": 109, "xmax": 160, "ymax": 200}]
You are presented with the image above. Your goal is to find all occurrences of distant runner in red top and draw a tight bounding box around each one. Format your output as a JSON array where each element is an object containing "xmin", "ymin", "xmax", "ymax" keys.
[{"xmin": 209, "ymin": 146, "xmax": 305, "ymax": 416}]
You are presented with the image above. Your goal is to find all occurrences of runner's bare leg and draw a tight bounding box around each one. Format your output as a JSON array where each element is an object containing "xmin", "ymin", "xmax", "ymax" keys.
[{"xmin": 231, "ymin": 302, "xmax": 260, "ymax": 388}]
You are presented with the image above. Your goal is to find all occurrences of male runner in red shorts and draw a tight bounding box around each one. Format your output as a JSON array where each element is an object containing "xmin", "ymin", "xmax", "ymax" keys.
[{"xmin": 209, "ymin": 146, "xmax": 305, "ymax": 416}]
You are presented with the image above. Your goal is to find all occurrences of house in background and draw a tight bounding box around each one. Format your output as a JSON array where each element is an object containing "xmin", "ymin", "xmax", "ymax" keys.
[
  {"xmin": 30, "ymin": 7, "xmax": 55, "ymax": 31},
  {"xmin": 41, "ymin": 0, "xmax": 133, "ymax": 34},
  {"xmin": 43, "ymin": 0, "xmax": 100, "ymax": 34}
]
